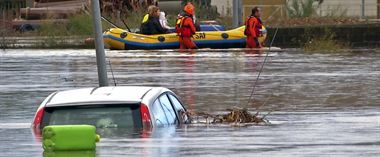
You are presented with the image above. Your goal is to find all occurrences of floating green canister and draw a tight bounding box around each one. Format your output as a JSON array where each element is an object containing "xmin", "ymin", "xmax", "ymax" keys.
[
  {"xmin": 42, "ymin": 125, "xmax": 100, "ymax": 151},
  {"xmin": 43, "ymin": 150, "xmax": 96, "ymax": 157}
]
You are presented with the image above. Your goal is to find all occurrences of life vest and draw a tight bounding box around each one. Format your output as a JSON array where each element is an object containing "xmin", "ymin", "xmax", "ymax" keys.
[
  {"xmin": 175, "ymin": 16, "xmax": 184, "ymax": 34},
  {"xmin": 175, "ymin": 15, "xmax": 194, "ymax": 37},
  {"xmin": 142, "ymin": 14, "xmax": 149, "ymax": 24},
  {"xmin": 244, "ymin": 16, "xmax": 262, "ymax": 36}
]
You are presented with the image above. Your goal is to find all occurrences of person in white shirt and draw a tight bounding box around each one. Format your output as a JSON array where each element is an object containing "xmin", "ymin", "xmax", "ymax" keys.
[{"xmin": 159, "ymin": 11, "xmax": 172, "ymax": 30}]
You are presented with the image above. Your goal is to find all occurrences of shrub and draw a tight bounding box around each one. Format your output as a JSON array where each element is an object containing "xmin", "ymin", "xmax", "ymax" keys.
[
  {"xmin": 303, "ymin": 27, "xmax": 349, "ymax": 52},
  {"xmin": 287, "ymin": 0, "xmax": 317, "ymax": 18}
]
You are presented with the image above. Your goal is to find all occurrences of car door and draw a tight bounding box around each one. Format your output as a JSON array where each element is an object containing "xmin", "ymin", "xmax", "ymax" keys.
[{"xmin": 158, "ymin": 94, "xmax": 178, "ymax": 124}]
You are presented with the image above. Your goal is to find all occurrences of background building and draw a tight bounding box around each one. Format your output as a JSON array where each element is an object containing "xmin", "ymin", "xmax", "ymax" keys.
[{"xmin": 211, "ymin": 0, "xmax": 380, "ymax": 20}]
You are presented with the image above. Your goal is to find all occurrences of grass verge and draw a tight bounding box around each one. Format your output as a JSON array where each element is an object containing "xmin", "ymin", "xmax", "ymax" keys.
[{"xmin": 303, "ymin": 27, "xmax": 349, "ymax": 52}]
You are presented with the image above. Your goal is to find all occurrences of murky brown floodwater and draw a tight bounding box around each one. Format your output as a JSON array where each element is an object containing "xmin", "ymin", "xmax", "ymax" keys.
[{"xmin": 0, "ymin": 49, "xmax": 379, "ymax": 156}]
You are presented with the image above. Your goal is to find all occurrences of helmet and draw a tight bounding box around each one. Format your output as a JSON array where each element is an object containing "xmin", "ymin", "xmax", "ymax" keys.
[{"xmin": 184, "ymin": 3, "xmax": 194, "ymax": 15}]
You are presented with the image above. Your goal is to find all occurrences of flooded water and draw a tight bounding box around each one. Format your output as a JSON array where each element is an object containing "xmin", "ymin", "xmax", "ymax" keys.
[{"xmin": 0, "ymin": 49, "xmax": 379, "ymax": 156}]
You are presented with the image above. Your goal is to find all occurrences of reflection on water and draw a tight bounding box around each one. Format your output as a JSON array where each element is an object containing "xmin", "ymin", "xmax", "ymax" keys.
[{"xmin": 0, "ymin": 49, "xmax": 379, "ymax": 156}]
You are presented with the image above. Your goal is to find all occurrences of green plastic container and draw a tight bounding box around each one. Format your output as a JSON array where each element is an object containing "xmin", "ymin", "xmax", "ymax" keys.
[
  {"xmin": 43, "ymin": 150, "xmax": 96, "ymax": 157},
  {"xmin": 42, "ymin": 125, "xmax": 100, "ymax": 151}
]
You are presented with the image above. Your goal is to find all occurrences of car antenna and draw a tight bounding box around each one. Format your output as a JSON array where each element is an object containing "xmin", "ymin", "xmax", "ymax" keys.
[
  {"xmin": 108, "ymin": 59, "xmax": 117, "ymax": 86},
  {"xmin": 246, "ymin": 27, "xmax": 279, "ymax": 108}
]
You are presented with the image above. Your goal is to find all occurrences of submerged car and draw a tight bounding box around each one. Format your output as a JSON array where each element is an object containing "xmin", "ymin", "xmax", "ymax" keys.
[{"xmin": 31, "ymin": 86, "xmax": 189, "ymax": 130}]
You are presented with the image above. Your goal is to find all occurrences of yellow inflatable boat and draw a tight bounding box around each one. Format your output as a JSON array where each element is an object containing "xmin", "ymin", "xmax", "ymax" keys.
[{"xmin": 103, "ymin": 26, "xmax": 266, "ymax": 50}]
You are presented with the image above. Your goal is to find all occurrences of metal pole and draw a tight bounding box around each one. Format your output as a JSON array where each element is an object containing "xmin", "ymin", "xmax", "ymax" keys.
[
  {"xmin": 361, "ymin": 0, "xmax": 365, "ymax": 18},
  {"xmin": 238, "ymin": 0, "xmax": 242, "ymax": 25},
  {"xmin": 378, "ymin": 0, "xmax": 380, "ymax": 19},
  {"xmin": 91, "ymin": 0, "xmax": 109, "ymax": 87},
  {"xmin": 233, "ymin": 0, "xmax": 239, "ymax": 28}
]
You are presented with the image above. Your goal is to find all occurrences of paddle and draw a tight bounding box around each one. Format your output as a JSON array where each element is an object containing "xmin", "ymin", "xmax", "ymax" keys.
[
  {"xmin": 100, "ymin": 16, "xmax": 119, "ymax": 28},
  {"xmin": 121, "ymin": 19, "xmax": 132, "ymax": 32},
  {"xmin": 83, "ymin": 5, "xmax": 131, "ymax": 32},
  {"xmin": 101, "ymin": 16, "xmax": 132, "ymax": 32}
]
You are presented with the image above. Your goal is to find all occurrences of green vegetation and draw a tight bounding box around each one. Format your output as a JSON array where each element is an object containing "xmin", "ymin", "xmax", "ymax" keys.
[
  {"xmin": 286, "ymin": 0, "xmax": 317, "ymax": 18},
  {"xmin": 36, "ymin": 14, "xmax": 91, "ymax": 48},
  {"xmin": 121, "ymin": 10, "xmax": 146, "ymax": 30},
  {"xmin": 118, "ymin": 1, "xmax": 220, "ymax": 30},
  {"xmin": 38, "ymin": 13, "xmax": 98, "ymax": 37},
  {"xmin": 2, "ymin": 0, "xmax": 367, "ymax": 49},
  {"xmin": 181, "ymin": 0, "xmax": 229, "ymax": 29},
  {"xmin": 302, "ymin": 28, "xmax": 349, "ymax": 52},
  {"xmin": 35, "ymin": 0, "xmax": 219, "ymax": 36},
  {"xmin": 193, "ymin": 2, "xmax": 219, "ymax": 20},
  {"xmin": 67, "ymin": 14, "xmax": 95, "ymax": 36},
  {"xmin": 38, "ymin": 21, "xmax": 70, "ymax": 36},
  {"xmin": 181, "ymin": 0, "xmax": 219, "ymax": 20},
  {"xmin": 286, "ymin": 0, "xmax": 348, "ymax": 18},
  {"xmin": 35, "ymin": 13, "xmax": 120, "ymax": 48},
  {"xmin": 323, "ymin": 5, "xmax": 348, "ymax": 17}
]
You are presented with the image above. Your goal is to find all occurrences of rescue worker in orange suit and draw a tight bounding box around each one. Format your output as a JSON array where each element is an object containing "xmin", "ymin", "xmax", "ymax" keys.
[
  {"xmin": 176, "ymin": 3, "xmax": 197, "ymax": 49},
  {"xmin": 245, "ymin": 7, "xmax": 263, "ymax": 48}
]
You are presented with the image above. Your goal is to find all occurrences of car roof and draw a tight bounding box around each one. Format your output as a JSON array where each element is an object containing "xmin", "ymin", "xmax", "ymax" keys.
[{"xmin": 46, "ymin": 86, "xmax": 162, "ymax": 107}]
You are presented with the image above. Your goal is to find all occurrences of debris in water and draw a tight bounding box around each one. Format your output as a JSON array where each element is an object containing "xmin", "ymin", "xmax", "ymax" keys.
[{"xmin": 186, "ymin": 107, "xmax": 270, "ymax": 126}]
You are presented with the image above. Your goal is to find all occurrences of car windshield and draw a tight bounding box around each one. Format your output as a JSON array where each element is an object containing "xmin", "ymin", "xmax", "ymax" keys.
[{"xmin": 42, "ymin": 104, "xmax": 142, "ymax": 129}]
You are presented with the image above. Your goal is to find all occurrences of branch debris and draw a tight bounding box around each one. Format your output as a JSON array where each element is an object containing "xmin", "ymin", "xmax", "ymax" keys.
[{"xmin": 186, "ymin": 107, "xmax": 270, "ymax": 126}]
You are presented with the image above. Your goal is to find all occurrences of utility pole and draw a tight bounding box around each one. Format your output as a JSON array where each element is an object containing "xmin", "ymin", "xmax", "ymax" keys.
[
  {"xmin": 361, "ymin": 0, "xmax": 365, "ymax": 19},
  {"xmin": 233, "ymin": 0, "xmax": 239, "ymax": 28},
  {"xmin": 233, "ymin": 0, "xmax": 242, "ymax": 28},
  {"xmin": 91, "ymin": 0, "xmax": 109, "ymax": 87},
  {"xmin": 238, "ymin": 0, "xmax": 242, "ymax": 25},
  {"xmin": 378, "ymin": 0, "xmax": 380, "ymax": 19}
]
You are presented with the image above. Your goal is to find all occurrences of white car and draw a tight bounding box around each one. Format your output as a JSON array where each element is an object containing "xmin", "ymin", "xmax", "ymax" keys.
[{"xmin": 31, "ymin": 86, "xmax": 189, "ymax": 130}]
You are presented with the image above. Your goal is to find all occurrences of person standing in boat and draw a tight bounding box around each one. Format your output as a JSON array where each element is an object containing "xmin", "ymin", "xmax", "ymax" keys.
[
  {"xmin": 175, "ymin": 3, "xmax": 197, "ymax": 49},
  {"xmin": 244, "ymin": 7, "xmax": 263, "ymax": 48},
  {"xmin": 140, "ymin": 6, "xmax": 168, "ymax": 35}
]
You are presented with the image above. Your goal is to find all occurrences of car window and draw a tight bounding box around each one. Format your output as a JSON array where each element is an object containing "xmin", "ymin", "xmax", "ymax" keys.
[
  {"xmin": 43, "ymin": 105, "xmax": 141, "ymax": 129},
  {"xmin": 151, "ymin": 99, "xmax": 169, "ymax": 126},
  {"xmin": 168, "ymin": 94, "xmax": 184, "ymax": 111},
  {"xmin": 168, "ymin": 94, "xmax": 189, "ymax": 124},
  {"xmin": 159, "ymin": 94, "xmax": 177, "ymax": 124}
]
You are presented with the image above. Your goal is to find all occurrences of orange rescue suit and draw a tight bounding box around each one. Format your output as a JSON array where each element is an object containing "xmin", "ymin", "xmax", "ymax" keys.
[
  {"xmin": 244, "ymin": 16, "xmax": 263, "ymax": 48},
  {"xmin": 177, "ymin": 16, "xmax": 197, "ymax": 49}
]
